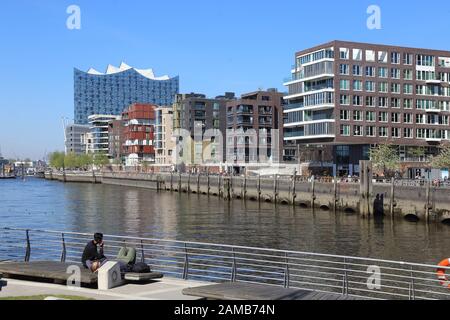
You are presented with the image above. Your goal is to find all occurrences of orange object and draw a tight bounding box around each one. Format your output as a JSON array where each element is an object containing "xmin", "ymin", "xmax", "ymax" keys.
[{"xmin": 437, "ymin": 259, "xmax": 450, "ymax": 289}]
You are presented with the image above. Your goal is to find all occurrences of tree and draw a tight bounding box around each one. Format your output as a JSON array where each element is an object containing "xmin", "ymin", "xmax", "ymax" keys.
[
  {"xmin": 432, "ymin": 144, "xmax": 450, "ymax": 169},
  {"xmin": 93, "ymin": 153, "xmax": 109, "ymax": 168},
  {"xmin": 79, "ymin": 153, "xmax": 93, "ymax": 170},
  {"xmin": 408, "ymin": 146, "xmax": 426, "ymax": 160},
  {"xmin": 48, "ymin": 152, "xmax": 65, "ymax": 169},
  {"xmin": 369, "ymin": 144, "xmax": 400, "ymax": 177},
  {"xmin": 64, "ymin": 152, "xmax": 79, "ymax": 169}
]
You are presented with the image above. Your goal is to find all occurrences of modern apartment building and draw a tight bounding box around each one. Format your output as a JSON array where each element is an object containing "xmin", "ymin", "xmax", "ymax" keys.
[
  {"xmin": 226, "ymin": 89, "xmax": 285, "ymax": 171},
  {"xmin": 121, "ymin": 104, "xmax": 157, "ymax": 165},
  {"xmin": 108, "ymin": 119, "xmax": 124, "ymax": 163},
  {"xmin": 87, "ymin": 115, "xmax": 120, "ymax": 155},
  {"xmin": 284, "ymin": 40, "xmax": 450, "ymax": 176},
  {"xmin": 74, "ymin": 62, "xmax": 179, "ymax": 125},
  {"xmin": 64, "ymin": 124, "xmax": 90, "ymax": 155},
  {"xmin": 155, "ymin": 107, "xmax": 176, "ymax": 165},
  {"xmin": 172, "ymin": 92, "xmax": 235, "ymax": 165}
]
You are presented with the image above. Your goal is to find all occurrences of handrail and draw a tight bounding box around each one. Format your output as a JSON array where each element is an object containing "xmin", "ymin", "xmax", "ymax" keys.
[
  {"xmin": 1, "ymin": 227, "xmax": 449, "ymax": 300},
  {"xmin": 2, "ymin": 226, "xmax": 446, "ymax": 270}
]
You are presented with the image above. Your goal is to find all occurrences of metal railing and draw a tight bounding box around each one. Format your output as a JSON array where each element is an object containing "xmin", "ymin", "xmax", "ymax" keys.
[{"xmin": 1, "ymin": 227, "xmax": 450, "ymax": 300}]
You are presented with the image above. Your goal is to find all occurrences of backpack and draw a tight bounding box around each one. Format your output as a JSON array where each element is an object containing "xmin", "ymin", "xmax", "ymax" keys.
[{"xmin": 132, "ymin": 262, "xmax": 151, "ymax": 273}]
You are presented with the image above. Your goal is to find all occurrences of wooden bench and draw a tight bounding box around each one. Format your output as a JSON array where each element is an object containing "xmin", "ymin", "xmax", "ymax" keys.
[
  {"xmin": 0, "ymin": 261, "xmax": 98, "ymax": 285},
  {"xmin": 0, "ymin": 261, "xmax": 163, "ymax": 285},
  {"xmin": 182, "ymin": 282, "xmax": 360, "ymax": 300}
]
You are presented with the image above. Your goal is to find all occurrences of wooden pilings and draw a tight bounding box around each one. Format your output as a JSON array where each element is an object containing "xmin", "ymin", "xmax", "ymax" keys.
[{"xmin": 359, "ymin": 160, "xmax": 373, "ymax": 218}]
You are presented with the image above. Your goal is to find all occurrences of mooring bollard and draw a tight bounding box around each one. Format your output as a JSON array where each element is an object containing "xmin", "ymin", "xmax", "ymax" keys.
[{"xmin": 291, "ymin": 173, "xmax": 296, "ymax": 205}]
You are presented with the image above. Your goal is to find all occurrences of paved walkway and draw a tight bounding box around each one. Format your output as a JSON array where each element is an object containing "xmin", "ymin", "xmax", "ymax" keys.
[{"xmin": 0, "ymin": 277, "xmax": 211, "ymax": 300}]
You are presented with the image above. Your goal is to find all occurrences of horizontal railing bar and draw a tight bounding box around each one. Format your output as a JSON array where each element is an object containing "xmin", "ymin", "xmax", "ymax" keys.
[{"xmin": 3, "ymin": 227, "xmax": 445, "ymax": 270}]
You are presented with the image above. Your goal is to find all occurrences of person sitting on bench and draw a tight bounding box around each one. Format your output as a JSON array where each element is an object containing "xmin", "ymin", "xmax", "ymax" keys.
[{"xmin": 81, "ymin": 233, "xmax": 108, "ymax": 272}]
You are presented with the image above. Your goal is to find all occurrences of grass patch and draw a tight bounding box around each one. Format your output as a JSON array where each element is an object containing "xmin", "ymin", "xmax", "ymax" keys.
[{"xmin": 0, "ymin": 295, "xmax": 94, "ymax": 300}]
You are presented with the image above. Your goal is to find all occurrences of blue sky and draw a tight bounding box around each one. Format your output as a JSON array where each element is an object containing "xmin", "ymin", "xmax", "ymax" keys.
[{"xmin": 1, "ymin": 0, "xmax": 450, "ymax": 159}]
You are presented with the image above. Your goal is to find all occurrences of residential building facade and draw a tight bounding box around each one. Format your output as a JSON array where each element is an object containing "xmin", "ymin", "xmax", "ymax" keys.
[
  {"xmin": 172, "ymin": 92, "xmax": 235, "ymax": 165},
  {"xmin": 155, "ymin": 107, "xmax": 176, "ymax": 165},
  {"xmin": 74, "ymin": 62, "xmax": 179, "ymax": 125},
  {"xmin": 226, "ymin": 89, "xmax": 285, "ymax": 172},
  {"xmin": 284, "ymin": 41, "xmax": 450, "ymax": 176},
  {"xmin": 87, "ymin": 115, "xmax": 120, "ymax": 155},
  {"xmin": 121, "ymin": 103, "xmax": 157, "ymax": 165},
  {"xmin": 64, "ymin": 124, "xmax": 90, "ymax": 155},
  {"xmin": 108, "ymin": 119, "xmax": 124, "ymax": 163}
]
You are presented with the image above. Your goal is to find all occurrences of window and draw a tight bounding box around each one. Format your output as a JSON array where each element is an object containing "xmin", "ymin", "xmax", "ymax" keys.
[
  {"xmin": 339, "ymin": 64, "xmax": 349, "ymax": 75},
  {"xmin": 340, "ymin": 48, "xmax": 349, "ymax": 60},
  {"xmin": 391, "ymin": 68, "xmax": 400, "ymax": 79},
  {"xmin": 353, "ymin": 95, "xmax": 363, "ymax": 106},
  {"xmin": 366, "ymin": 96, "xmax": 375, "ymax": 107},
  {"xmin": 391, "ymin": 83, "xmax": 400, "ymax": 94},
  {"xmin": 365, "ymin": 81, "xmax": 375, "ymax": 92},
  {"xmin": 404, "ymin": 69, "xmax": 413, "ymax": 80},
  {"xmin": 353, "ymin": 125, "xmax": 363, "ymax": 136},
  {"xmin": 378, "ymin": 97, "xmax": 388, "ymax": 107},
  {"xmin": 353, "ymin": 49, "xmax": 362, "ymax": 61},
  {"xmin": 379, "ymin": 82, "xmax": 388, "ymax": 93},
  {"xmin": 403, "ymin": 128, "xmax": 413, "ymax": 138},
  {"xmin": 340, "ymin": 80, "xmax": 350, "ymax": 90},
  {"xmin": 403, "ymin": 53, "xmax": 413, "ymax": 65},
  {"xmin": 378, "ymin": 51, "xmax": 388, "ymax": 63},
  {"xmin": 416, "ymin": 114, "xmax": 424, "ymax": 124},
  {"xmin": 366, "ymin": 126, "xmax": 376, "ymax": 137},
  {"xmin": 391, "ymin": 52, "xmax": 401, "ymax": 64},
  {"xmin": 392, "ymin": 127, "xmax": 401, "ymax": 138},
  {"xmin": 340, "ymin": 109, "xmax": 350, "ymax": 120},
  {"xmin": 391, "ymin": 112, "xmax": 400, "ymax": 123},
  {"xmin": 366, "ymin": 50, "xmax": 375, "ymax": 62},
  {"xmin": 340, "ymin": 124, "xmax": 350, "ymax": 136},
  {"xmin": 379, "ymin": 67, "xmax": 388, "ymax": 78},
  {"xmin": 353, "ymin": 65, "xmax": 362, "ymax": 76},
  {"xmin": 379, "ymin": 127, "xmax": 388, "ymax": 137},
  {"xmin": 403, "ymin": 84, "xmax": 413, "ymax": 94},
  {"xmin": 353, "ymin": 110, "xmax": 363, "ymax": 121},
  {"xmin": 417, "ymin": 54, "xmax": 435, "ymax": 66},
  {"xmin": 404, "ymin": 98, "xmax": 413, "ymax": 109},
  {"xmin": 340, "ymin": 94, "xmax": 350, "ymax": 105},
  {"xmin": 391, "ymin": 98, "xmax": 400, "ymax": 108},
  {"xmin": 366, "ymin": 66, "xmax": 375, "ymax": 77},
  {"xmin": 379, "ymin": 111, "xmax": 388, "ymax": 122},
  {"xmin": 366, "ymin": 111, "xmax": 376, "ymax": 122},
  {"xmin": 353, "ymin": 80, "xmax": 363, "ymax": 91},
  {"xmin": 403, "ymin": 113, "xmax": 412, "ymax": 123}
]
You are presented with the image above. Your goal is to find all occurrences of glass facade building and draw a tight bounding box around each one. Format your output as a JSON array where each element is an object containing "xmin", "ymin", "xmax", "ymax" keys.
[{"xmin": 74, "ymin": 62, "xmax": 179, "ymax": 124}]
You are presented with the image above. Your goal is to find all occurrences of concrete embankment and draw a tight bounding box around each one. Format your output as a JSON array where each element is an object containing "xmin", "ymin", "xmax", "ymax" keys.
[{"xmin": 44, "ymin": 171, "xmax": 450, "ymax": 223}]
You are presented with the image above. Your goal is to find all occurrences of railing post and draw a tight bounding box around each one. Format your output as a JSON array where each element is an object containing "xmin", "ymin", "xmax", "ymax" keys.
[
  {"xmin": 60, "ymin": 233, "xmax": 66, "ymax": 263},
  {"xmin": 183, "ymin": 243, "xmax": 189, "ymax": 280},
  {"xmin": 342, "ymin": 258, "xmax": 348, "ymax": 296},
  {"xmin": 231, "ymin": 247, "xmax": 237, "ymax": 282},
  {"xmin": 140, "ymin": 240, "xmax": 145, "ymax": 263},
  {"xmin": 409, "ymin": 267, "xmax": 415, "ymax": 300},
  {"xmin": 284, "ymin": 252, "xmax": 290, "ymax": 288},
  {"xmin": 24, "ymin": 230, "xmax": 31, "ymax": 262}
]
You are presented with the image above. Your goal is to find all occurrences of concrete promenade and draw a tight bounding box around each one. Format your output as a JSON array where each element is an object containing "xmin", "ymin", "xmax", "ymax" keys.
[{"xmin": 0, "ymin": 277, "xmax": 210, "ymax": 300}]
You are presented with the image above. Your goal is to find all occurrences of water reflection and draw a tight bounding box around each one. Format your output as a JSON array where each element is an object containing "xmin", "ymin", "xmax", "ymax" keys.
[{"xmin": 0, "ymin": 178, "xmax": 449, "ymax": 265}]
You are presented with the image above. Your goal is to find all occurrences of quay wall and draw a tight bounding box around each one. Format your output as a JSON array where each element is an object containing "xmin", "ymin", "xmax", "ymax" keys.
[{"xmin": 44, "ymin": 172, "xmax": 450, "ymax": 223}]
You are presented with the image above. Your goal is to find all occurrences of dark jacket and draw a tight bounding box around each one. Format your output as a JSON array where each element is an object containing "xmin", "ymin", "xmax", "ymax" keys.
[{"xmin": 81, "ymin": 241, "xmax": 105, "ymax": 268}]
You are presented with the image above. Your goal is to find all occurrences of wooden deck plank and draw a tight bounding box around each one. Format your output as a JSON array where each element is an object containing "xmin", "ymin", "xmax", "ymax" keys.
[
  {"xmin": 182, "ymin": 282, "xmax": 354, "ymax": 301},
  {"xmin": 0, "ymin": 261, "xmax": 98, "ymax": 284}
]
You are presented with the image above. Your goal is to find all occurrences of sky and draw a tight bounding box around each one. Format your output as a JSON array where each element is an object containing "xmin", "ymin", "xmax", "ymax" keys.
[{"xmin": 1, "ymin": 0, "xmax": 450, "ymax": 160}]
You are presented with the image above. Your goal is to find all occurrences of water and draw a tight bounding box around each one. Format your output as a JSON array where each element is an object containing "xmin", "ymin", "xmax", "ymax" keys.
[{"xmin": 1, "ymin": 177, "xmax": 449, "ymax": 265}]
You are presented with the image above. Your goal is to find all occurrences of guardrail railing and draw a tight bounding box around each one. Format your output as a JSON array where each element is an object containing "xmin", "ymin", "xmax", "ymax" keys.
[{"xmin": 1, "ymin": 227, "xmax": 449, "ymax": 300}]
